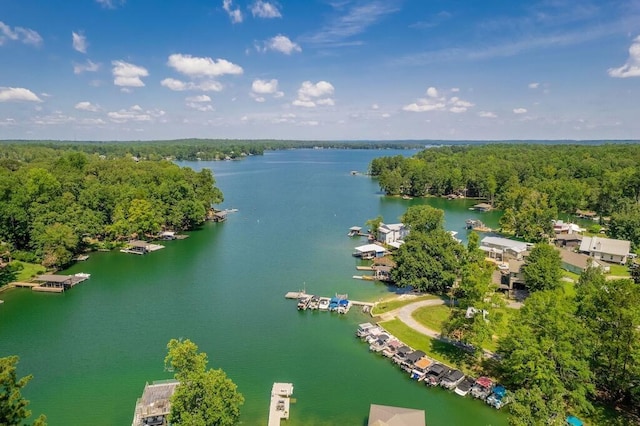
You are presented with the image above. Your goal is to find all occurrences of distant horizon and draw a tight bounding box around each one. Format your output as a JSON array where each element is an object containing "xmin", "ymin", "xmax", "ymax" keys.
[{"xmin": 1, "ymin": 1, "xmax": 639, "ymax": 141}]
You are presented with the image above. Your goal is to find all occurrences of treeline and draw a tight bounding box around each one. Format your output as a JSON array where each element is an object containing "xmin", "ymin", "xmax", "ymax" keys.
[
  {"xmin": 370, "ymin": 144, "xmax": 640, "ymax": 245},
  {"xmin": 0, "ymin": 139, "xmax": 426, "ymax": 162},
  {"xmin": 0, "ymin": 147, "xmax": 222, "ymax": 269}
]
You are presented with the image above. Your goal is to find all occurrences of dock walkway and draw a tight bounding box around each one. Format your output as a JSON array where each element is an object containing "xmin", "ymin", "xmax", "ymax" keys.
[
  {"xmin": 285, "ymin": 292, "xmax": 374, "ymax": 308},
  {"xmin": 268, "ymin": 383, "xmax": 294, "ymax": 426}
]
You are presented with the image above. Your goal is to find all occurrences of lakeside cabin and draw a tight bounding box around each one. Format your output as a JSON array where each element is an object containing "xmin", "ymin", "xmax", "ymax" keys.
[
  {"xmin": 131, "ymin": 379, "xmax": 179, "ymax": 426},
  {"xmin": 353, "ymin": 244, "xmax": 388, "ymax": 259}
]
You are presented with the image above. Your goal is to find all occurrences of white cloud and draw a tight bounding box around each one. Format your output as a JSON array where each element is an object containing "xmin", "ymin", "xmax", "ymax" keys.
[
  {"xmin": 478, "ymin": 111, "xmax": 497, "ymax": 118},
  {"xmin": 74, "ymin": 101, "xmax": 100, "ymax": 112},
  {"xmin": 381, "ymin": 113, "xmax": 390, "ymax": 118},
  {"xmin": 251, "ymin": 1, "xmax": 281, "ymax": 18},
  {"xmin": 528, "ymin": 82, "xmax": 540, "ymax": 89},
  {"xmin": 0, "ymin": 87, "xmax": 42, "ymax": 102},
  {"xmin": 112, "ymin": 60, "xmax": 149, "ymax": 87},
  {"xmin": 371, "ymin": 103, "xmax": 379, "ymax": 110},
  {"xmin": 72, "ymin": 31, "xmax": 87, "ymax": 53},
  {"xmin": 160, "ymin": 78, "xmax": 223, "ymax": 92},
  {"xmin": 96, "ymin": 0, "xmax": 125, "ymax": 8},
  {"xmin": 223, "ymin": 0, "xmax": 243, "ymax": 23},
  {"xmin": 74, "ymin": 59, "xmax": 100, "ymax": 74},
  {"xmin": 251, "ymin": 79, "xmax": 279, "ymax": 94},
  {"xmin": 167, "ymin": 53, "xmax": 243, "ymax": 77},
  {"xmin": 513, "ymin": 108, "xmax": 528, "ymax": 114},
  {"xmin": 608, "ymin": 35, "xmax": 640, "ymax": 78},
  {"xmin": 403, "ymin": 87, "xmax": 473, "ymax": 113},
  {"xmin": 0, "ymin": 21, "xmax": 43, "ymax": 46},
  {"xmin": 293, "ymin": 80, "xmax": 335, "ymax": 108},
  {"xmin": 259, "ymin": 35, "xmax": 301, "ymax": 55},
  {"xmin": 185, "ymin": 95, "xmax": 211, "ymax": 103},
  {"xmin": 187, "ymin": 103, "xmax": 214, "ymax": 112},
  {"xmin": 107, "ymin": 105, "xmax": 165, "ymax": 123},
  {"xmin": 451, "ymin": 87, "xmax": 460, "ymax": 92}
]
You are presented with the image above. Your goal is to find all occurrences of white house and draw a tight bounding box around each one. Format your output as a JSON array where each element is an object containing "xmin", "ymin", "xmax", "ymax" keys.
[
  {"xmin": 353, "ymin": 244, "xmax": 388, "ymax": 259},
  {"xmin": 480, "ymin": 236, "xmax": 529, "ymax": 261},
  {"xmin": 579, "ymin": 236, "xmax": 631, "ymax": 264},
  {"xmin": 377, "ymin": 223, "xmax": 408, "ymax": 245}
]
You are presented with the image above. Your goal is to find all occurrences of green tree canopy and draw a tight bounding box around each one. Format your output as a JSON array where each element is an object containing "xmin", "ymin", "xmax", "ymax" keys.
[
  {"xmin": 499, "ymin": 290, "xmax": 594, "ymax": 423},
  {"xmin": 0, "ymin": 356, "xmax": 46, "ymax": 426},
  {"xmin": 400, "ymin": 205, "xmax": 445, "ymax": 234},
  {"xmin": 165, "ymin": 339, "xmax": 244, "ymax": 426},
  {"xmin": 522, "ymin": 243, "xmax": 562, "ymax": 292}
]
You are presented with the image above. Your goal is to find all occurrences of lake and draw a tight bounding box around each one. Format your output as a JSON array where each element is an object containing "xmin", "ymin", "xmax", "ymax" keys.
[{"xmin": 0, "ymin": 148, "xmax": 506, "ymax": 425}]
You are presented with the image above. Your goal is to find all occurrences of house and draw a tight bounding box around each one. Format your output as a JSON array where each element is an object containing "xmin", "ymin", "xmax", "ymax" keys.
[
  {"xmin": 473, "ymin": 202, "xmax": 493, "ymax": 212},
  {"xmin": 480, "ymin": 236, "xmax": 529, "ymax": 261},
  {"xmin": 554, "ymin": 233, "xmax": 583, "ymax": 249},
  {"xmin": 559, "ymin": 249, "xmax": 609, "ymax": 274},
  {"xmin": 368, "ymin": 404, "xmax": 426, "ymax": 426},
  {"xmin": 353, "ymin": 244, "xmax": 388, "ymax": 259},
  {"xmin": 377, "ymin": 223, "xmax": 408, "ymax": 245},
  {"xmin": 579, "ymin": 236, "xmax": 631, "ymax": 264},
  {"xmin": 131, "ymin": 379, "xmax": 179, "ymax": 426},
  {"xmin": 552, "ymin": 220, "xmax": 584, "ymax": 234}
]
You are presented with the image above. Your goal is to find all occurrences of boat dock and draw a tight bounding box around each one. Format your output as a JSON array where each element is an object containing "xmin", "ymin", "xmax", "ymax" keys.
[
  {"xmin": 8, "ymin": 273, "xmax": 91, "ymax": 293},
  {"xmin": 285, "ymin": 292, "xmax": 374, "ymax": 308},
  {"xmin": 268, "ymin": 382, "xmax": 294, "ymax": 426}
]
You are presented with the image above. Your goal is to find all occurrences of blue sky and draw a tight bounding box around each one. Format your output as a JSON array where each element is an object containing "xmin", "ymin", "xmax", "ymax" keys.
[{"xmin": 1, "ymin": 0, "xmax": 639, "ymax": 141}]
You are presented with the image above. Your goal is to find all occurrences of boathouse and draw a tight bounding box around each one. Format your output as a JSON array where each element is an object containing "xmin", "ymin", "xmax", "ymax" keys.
[
  {"xmin": 480, "ymin": 236, "xmax": 529, "ymax": 261},
  {"xmin": 472, "ymin": 202, "xmax": 493, "ymax": 212},
  {"xmin": 131, "ymin": 379, "xmax": 179, "ymax": 426},
  {"xmin": 33, "ymin": 274, "xmax": 73, "ymax": 291},
  {"xmin": 353, "ymin": 244, "xmax": 388, "ymax": 259},
  {"xmin": 367, "ymin": 404, "xmax": 426, "ymax": 426}
]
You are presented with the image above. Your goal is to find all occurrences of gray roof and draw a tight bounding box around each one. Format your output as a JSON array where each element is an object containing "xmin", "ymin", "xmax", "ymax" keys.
[
  {"xmin": 368, "ymin": 404, "xmax": 426, "ymax": 426},
  {"xmin": 481, "ymin": 236, "xmax": 528, "ymax": 252},
  {"xmin": 560, "ymin": 249, "xmax": 602, "ymax": 270},
  {"xmin": 131, "ymin": 380, "xmax": 179, "ymax": 426},
  {"xmin": 579, "ymin": 236, "xmax": 631, "ymax": 257},
  {"xmin": 34, "ymin": 274, "xmax": 71, "ymax": 283}
]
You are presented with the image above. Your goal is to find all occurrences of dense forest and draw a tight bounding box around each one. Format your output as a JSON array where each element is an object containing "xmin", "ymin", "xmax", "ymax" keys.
[
  {"xmin": 0, "ymin": 139, "xmax": 425, "ymax": 161},
  {"xmin": 0, "ymin": 146, "xmax": 222, "ymax": 270},
  {"xmin": 370, "ymin": 144, "xmax": 640, "ymax": 246}
]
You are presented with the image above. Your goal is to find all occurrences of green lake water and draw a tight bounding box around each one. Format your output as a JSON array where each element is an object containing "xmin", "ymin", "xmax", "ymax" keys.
[{"xmin": 0, "ymin": 149, "xmax": 506, "ymax": 425}]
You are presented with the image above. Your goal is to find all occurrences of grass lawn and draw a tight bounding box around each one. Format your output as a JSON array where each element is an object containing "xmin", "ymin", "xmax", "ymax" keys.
[
  {"xmin": 12, "ymin": 261, "xmax": 46, "ymax": 281},
  {"xmin": 411, "ymin": 305, "xmax": 452, "ymax": 332},
  {"xmin": 562, "ymin": 270, "xmax": 581, "ymax": 281},
  {"xmin": 379, "ymin": 318, "xmax": 475, "ymax": 374},
  {"xmin": 562, "ymin": 280, "xmax": 577, "ymax": 298},
  {"xmin": 608, "ymin": 264, "xmax": 630, "ymax": 277},
  {"xmin": 371, "ymin": 294, "xmax": 442, "ymax": 315}
]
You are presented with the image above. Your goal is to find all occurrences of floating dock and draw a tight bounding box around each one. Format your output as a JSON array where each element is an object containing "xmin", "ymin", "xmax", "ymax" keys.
[
  {"xmin": 285, "ymin": 292, "xmax": 374, "ymax": 308},
  {"xmin": 268, "ymin": 383, "xmax": 294, "ymax": 426}
]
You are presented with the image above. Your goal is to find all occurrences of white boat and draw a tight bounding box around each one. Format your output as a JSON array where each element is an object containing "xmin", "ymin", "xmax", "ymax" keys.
[
  {"xmin": 74, "ymin": 272, "xmax": 91, "ymax": 279},
  {"xmin": 318, "ymin": 297, "xmax": 330, "ymax": 311}
]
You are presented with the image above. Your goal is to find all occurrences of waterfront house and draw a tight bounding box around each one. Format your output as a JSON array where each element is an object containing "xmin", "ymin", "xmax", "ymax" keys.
[
  {"xmin": 579, "ymin": 236, "xmax": 631, "ymax": 264},
  {"xmin": 552, "ymin": 220, "xmax": 584, "ymax": 234},
  {"xmin": 377, "ymin": 223, "xmax": 408, "ymax": 245},
  {"xmin": 353, "ymin": 244, "xmax": 388, "ymax": 259},
  {"xmin": 480, "ymin": 236, "xmax": 529, "ymax": 261},
  {"xmin": 367, "ymin": 404, "xmax": 426, "ymax": 426},
  {"xmin": 131, "ymin": 379, "xmax": 179, "ymax": 426},
  {"xmin": 559, "ymin": 249, "xmax": 609, "ymax": 274}
]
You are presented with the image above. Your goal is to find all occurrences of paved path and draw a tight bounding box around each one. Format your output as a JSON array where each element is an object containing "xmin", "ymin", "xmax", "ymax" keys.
[{"xmin": 376, "ymin": 298, "xmax": 499, "ymax": 359}]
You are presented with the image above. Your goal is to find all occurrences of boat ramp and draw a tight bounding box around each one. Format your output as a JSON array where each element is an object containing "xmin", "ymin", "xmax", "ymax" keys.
[{"xmin": 268, "ymin": 383, "xmax": 294, "ymax": 426}]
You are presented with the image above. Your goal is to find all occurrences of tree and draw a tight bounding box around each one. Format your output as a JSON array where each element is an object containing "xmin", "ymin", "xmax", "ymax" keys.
[
  {"xmin": 575, "ymin": 270, "xmax": 640, "ymax": 405},
  {"xmin": 365, "ymin": 215, "xmax": 383, "ymax": 236},
  {"xmin": 499, "ymin": 291, "xmax": 594, "ymax": 423},
  {"xmin": 522, "ymin": 243, "xmax": 562, "ymax": 292},
  {"xmin": 165, "ymin": 339, "xmax": 243, "ymax": 426},
  {"xmin": 391, "ymin": 230, "xmax": 464, "ymax": 292},
  {"xmin": 400, "ymin": 205, "xmax": 445, "ymax": 234},
  {"xmin": 0, "ymin": 356, "xmax": 47, "ymax": 426}
]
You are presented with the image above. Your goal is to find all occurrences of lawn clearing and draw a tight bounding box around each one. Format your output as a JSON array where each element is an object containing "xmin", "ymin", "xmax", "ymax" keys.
[
  {"xmin": 371, "ymin": 293, "xmax": 442, "ymax": 315},
  {"xmin": 12, "ymin": 261, "xmax": 46, "ymax": 281},
  {"xmin": 411, "ymin": 304, "xmax": 452, "ymax": 332}
]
